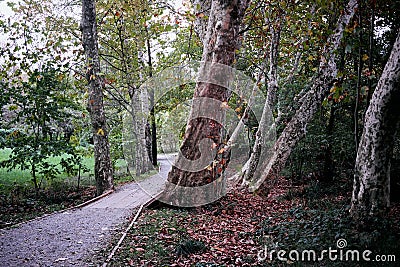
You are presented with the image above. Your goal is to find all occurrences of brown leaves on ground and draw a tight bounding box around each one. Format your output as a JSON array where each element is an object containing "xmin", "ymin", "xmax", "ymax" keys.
[
  {"xmin": 113, "ymin": 178, "xmax": 294, "ymax": 266},
  {"xmin": 113, "ymin": 177, "xmax": 400, "ymax": 267}
]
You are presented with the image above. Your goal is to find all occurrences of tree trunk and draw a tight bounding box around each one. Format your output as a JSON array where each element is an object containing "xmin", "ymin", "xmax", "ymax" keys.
[
  {"xmin": 129, "ymin": 89, "xmax": 153, "ymax": 176},
  {"xmin": 81, "ymin": 0, "xmax": 114, "ymax": 195},
  {"xmin": 322, "ymin": 105, "xmax": 336, "ymax": 182},
  {"xmin": 243, "ymin": 18, "xmax": 281, "ymax": 186},
  {"xmin": 252, "ymin": 0, "xmax": 358, "ymax": 193},
  {"xmin": 165, "ymin": 0, "xmax": 250, "ymax": 206},
  {"xmin": 192, "ymin": 0, "xmax": 212, "ymax": 44},
  {"xmin": 350, "ymin": 31, "xmax": 400, "ymax": 219},
  {"xmin": 365, "ymin": 2, "xmax": 375, "ymax": 113},
  {"xmin": 354, "ymin": 2, "xmax": 363, "ymax": 153},
  {"xmin": 146, "ymin": 36, "xmax": 157, "ymax": 166}
]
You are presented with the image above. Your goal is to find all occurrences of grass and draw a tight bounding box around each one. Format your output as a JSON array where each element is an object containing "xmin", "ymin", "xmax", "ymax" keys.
[
  {"xmin": 0, "ymin": 148, "xmax": 131, "ymax": 189},
  {"xmin": 0, "ymin": 148, "xmax": 95, "ymax": 187},
  {"xmin": 0, "ymin": 146, "xmax": 164, "ymax": 229},
  {"xmin": 0, "ymin": 148, "xmax": 97, "ymax": 228},
  {"xmin": 0, "ymin": 147, "xmax": 147, "ymax": 228}
]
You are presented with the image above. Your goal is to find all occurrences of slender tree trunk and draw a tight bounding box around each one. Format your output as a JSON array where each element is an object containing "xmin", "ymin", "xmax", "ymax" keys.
[
  {"xmin": 354, "ymin": 3, "xmax": 363, "ymax": 153},
  {"xmin": 243, "ymin": 19, "xmax": 281, "ymax": 185},
  {"xmin": 252, "ymin": 0, "xmax": 358, "ymax": 193},
  {"xmin": 146, "ymin": 36, "xmax": 157, "ymax": 166},
  {"xmin": 192, "ymin": 0, "xmax": 212, "ymax": 44},
  {"xmin": 131, "ymin": 90, "xmax": 153, "ymax": 175},
  {"xmin": 31, "ymin": 163, "xmax": 38, "ymax": 197},
  {"xmin": 165, "ymin": 0, "xmax": 250, "ymax": 206},
  {"xmin": 322, "ymin": 105, "xmax": 336, "ymax": 181},
  {"xmin": 81, "ymin": 0, "xmax": 114, "ymax": 195},
  {"xmin": 350, "ymin": 31, "xmax": 400, "ymax": 219},
  {"xmin": 322, "ymin": 44, "xmax": 346, "ymax": 182},
  {"xmin": 365, "ymin": 2, "xmax": 375, "ymax": 110}
]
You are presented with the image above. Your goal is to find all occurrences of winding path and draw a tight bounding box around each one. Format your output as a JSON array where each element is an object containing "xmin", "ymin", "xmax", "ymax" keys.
[{"xmin": 0, "ymin": 155, "xmax": 174, "ymax": 267}]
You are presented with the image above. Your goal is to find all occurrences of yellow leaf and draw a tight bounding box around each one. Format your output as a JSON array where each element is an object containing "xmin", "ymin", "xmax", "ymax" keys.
[
  {"xmin": 97, "ymin": 128, "xmax": 105, "ymax": 136},
  {"xmin": 362, "ymin": 54, "xmax": 369, "ymax": 61},
  {"xmin": 330, "ymin": 86, "xmax": 336, "ymax": 93}
]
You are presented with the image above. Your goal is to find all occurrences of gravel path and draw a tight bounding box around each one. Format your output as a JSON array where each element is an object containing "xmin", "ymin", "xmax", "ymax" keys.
[{"xmin": 0, "ymin": 155, "xmax": 174, "ymax": 267}]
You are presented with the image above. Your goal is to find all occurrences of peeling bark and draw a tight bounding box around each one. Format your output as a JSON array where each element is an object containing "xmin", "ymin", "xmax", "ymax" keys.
[
  {"xmin": 165, "ymin": 0, "xmax": 250, "ymax": 206},
  {"xmin": 81, "ymin": 0, "xmax": 114, "ymax": 195},
  {"xmin": 350, "ymin": 30, "xmax": 400, "ymax": 219}
]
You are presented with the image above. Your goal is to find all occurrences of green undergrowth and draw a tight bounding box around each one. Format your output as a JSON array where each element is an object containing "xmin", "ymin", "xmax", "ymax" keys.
[{"xmin": 256, "ymin": 182, "xmax": 399, "ymax": 267}]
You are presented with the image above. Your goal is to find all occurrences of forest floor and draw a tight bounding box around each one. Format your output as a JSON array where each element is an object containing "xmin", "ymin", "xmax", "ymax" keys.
[
  {"xmin": 104, "ymin": 177, "xmax": 400, "ymax": 267},
  {"xmin": 1, "ymin": 160, "xmax": 399, "ymax": 267},
  {"xmin": 0, "ymin": 155, "xmax": 174, "ymax": 267}
]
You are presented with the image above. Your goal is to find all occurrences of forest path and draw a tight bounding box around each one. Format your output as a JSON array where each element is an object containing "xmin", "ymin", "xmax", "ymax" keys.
[{"xmin": 0, "ymin": 154, "xmax": 175, "ymax": 267}]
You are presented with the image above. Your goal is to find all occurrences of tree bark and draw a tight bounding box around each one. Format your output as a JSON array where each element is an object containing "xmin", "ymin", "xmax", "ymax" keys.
[
  {"xmin": 354, "ymin": 2, "xmax": 363, "ymax": 153},
  {"xmin": 192, "ymin": 0, "xmax": 212, "ymax": 44},
  {"xmin": 146, "ymin": 36, "xmax": 158, "ymax": 166},
  {"xmin": 130, "ymin": 89, "xmax": 153, "ymax": 175},
  {"xmin": 243, "ymin": 18, "xmax": 281, "ymax": 185},
  {"xmin": 252, "ymin": 0, "xmax": 358, "ymax": 192},
  {"xmin": 81, "ymin": 0, "xmax": 114, "ymax": 195},
  {"xmin": 165, "ymin": 0, "xmax": 250, "ymax": 206},
  {"xmin": 350, "ymin": 30, "xmax": 400, "ymax": 219}
]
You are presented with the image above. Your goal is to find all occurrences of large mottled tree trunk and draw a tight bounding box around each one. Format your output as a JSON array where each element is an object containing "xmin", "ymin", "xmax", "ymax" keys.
[
  {"xmin": 165, "ymin": 0, "xmax": 249, "ymax": 206},
  {"xmin": 81, "ymin": 0, "xmax": 114, "ymax": 195},
  {"xmin": 252, "ymin": 0, "xmax": 358, "ymax": 192},
  {"xmin": 350, "ymin": 31, "xmax": 400, "ymax": 219}
]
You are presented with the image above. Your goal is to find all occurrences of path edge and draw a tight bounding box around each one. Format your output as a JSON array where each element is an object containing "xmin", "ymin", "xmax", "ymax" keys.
[{"xmin": 0, "ymin": 190, "xmax": 114, "ymax": 232}]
